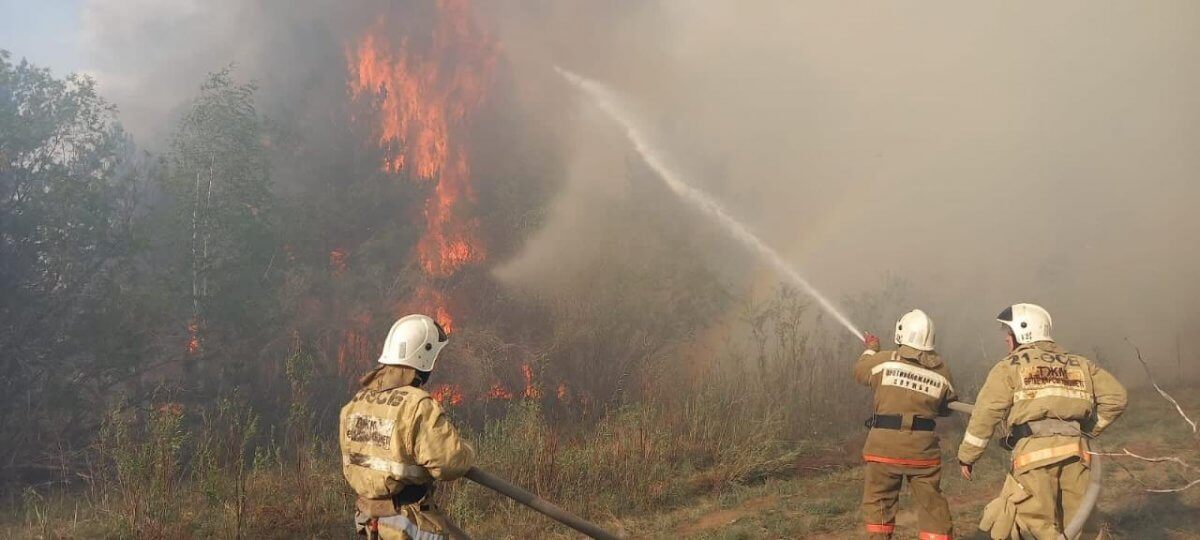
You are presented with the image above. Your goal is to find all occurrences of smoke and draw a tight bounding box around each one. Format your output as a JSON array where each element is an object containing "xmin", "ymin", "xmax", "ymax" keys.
[
  {"xmin": 77, "ymin": 0, "xmax": 1200, "ymax": 379},
  {"xmin": 80, "ymin": 0, "xmax": 401, "ymax": 144},
  {"xmin": 487, "ymin": 0, "xmax": 1200, "ymax": 376},
  {"xmin": 556, "ymin": 67, "xmax": 864, "ymax": 339}
]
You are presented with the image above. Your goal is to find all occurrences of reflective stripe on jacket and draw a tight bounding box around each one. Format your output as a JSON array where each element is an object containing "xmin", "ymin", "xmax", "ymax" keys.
[
  {"xmin": 339, "ymin": 366, "xmax": 475, "ymax": 499},
  {"xmin": 854, "ymin": 346, "xmax": 957, "ymax": 462},
  {"xmin": 957, "ymin": 341, "xmax": 1127, "ymax": 473}
]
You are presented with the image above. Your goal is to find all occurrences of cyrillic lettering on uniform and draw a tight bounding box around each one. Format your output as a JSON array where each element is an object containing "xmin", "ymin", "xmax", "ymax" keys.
[
  {"xmin": 345, "ymin": 413, "xmax": 396, "ymax": 449},
  {"xmin": 870, "ymin": 361, "xmax": 951, "ymax": 398},
  {"xmin": 1014, "ymin": 365, "xmax": 1091, "ymax": 402}
]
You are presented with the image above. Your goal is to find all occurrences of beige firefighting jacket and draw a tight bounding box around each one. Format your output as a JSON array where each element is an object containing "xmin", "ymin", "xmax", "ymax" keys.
[
  {"xmin": 339, "ymin": 366, "xmax": 475, "ymax": 502},
  {"xmin": 957, "ymin": 341, "xmax": 1127, "ymax": 474},
  {"xmin": 854, "ymin": 345, "xmax": 957, "ymax": 464}
]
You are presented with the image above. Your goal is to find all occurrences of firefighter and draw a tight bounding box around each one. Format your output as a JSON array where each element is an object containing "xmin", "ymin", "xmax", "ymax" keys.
[
  {"xmin": 854, "ymin": 309, "xmax": 956, "ymax": 539},
  {"xmin": 957, "ymin": 303, "xmax": 1127, "ymax": 539},
  {"xmin": 340, "ymin": 314, "xmax": 474, "ymax": 540}
]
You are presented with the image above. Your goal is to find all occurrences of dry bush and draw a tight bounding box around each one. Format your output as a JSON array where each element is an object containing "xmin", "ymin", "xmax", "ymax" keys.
[{"xmin": 2, "ymin": 283, "xmax": 897, "ymax": 538}]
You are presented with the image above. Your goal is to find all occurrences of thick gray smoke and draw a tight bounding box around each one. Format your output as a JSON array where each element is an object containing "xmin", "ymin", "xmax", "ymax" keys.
[
  {"xmin": 81, "ymin": 0, "xmax": 414, "ymax": 144},
  {"xmin": 489, "ymin": 0, "xmax": 1200, "ymax": 377},
  {"xmin": 80, "ymin": 0, "xmax": 1200, "ymax": 379}
]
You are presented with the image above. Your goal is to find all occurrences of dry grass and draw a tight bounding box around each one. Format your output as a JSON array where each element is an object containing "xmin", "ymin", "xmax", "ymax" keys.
[
  {"xmin": 2, "ymin": 384, "xmax": 1198, "ymax": 539},
  {"xmin": 2, "ymin": 290, "xmax": 1196, "ymax": 539}
]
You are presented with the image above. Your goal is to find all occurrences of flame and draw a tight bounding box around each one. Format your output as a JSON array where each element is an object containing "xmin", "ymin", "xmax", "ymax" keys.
[
  {"xmin": 556, "ymin": 383, "xmax": 569, "ymax": 402},
  {"xmin": 410, "ymin": 286, "xmax": 455, "ymax": 334},
  {"xmin": 521, "ymin": 363, "xmax": 541, "ymax": 399},
  {"xmin": 431, "ymin": 384, "xmax": 464, "ymax": 406},
  {"xmin": 417, "ymin": 149, "xmax": 485, "ymax": 278},
  {"xmin": 186, "ymin": 319, "xmax": 201, "ymax": 354},
  {"xmin": 485, "ymin": 383, "xmax": 513, "ymax": 401},
  {"xmin": 347, "ymin": 0, "xmax": 496, "ymax": 325}
]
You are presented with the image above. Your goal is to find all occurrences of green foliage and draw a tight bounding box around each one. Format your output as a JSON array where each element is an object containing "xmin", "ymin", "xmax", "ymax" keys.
[
  {"xmin": 94, "ymin": 395, "xmax": 190, "ymax": 537},
  {"xmin": 0, "ymin": 52, "xmax": 876, "ymax": 540},
  {"xmin": 155, "ymin": 66, "xmax": 279, "ymax": 388},
  {"xmin": 284, "ymin": 341, "xmax": 317, "ymax": 445},
  {"xmin": 0, "ymin": 49, "xmax": 149, "ymax": 479}
]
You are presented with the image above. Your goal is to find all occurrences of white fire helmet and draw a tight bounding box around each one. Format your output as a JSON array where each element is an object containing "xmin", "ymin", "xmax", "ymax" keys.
[
  {"xmin": 377, "ymin": 314, "xmax": 449, "ymax": 372},
  {"xmin": 997, "ymin": 303, "xmax": 1053, "ymax": 344},
  {"xmin": 894, "ymin": 309, "xmax": 936, "ymax": 351}
]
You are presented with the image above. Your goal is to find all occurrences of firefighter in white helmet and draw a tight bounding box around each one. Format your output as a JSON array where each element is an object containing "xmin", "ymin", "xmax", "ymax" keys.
[
  {"xmin": 958, "ymin": 303, "xmax": 1127, "ymax": 539},
  {"xmin": 339, "ymin": 314, "xmax": 474, "ymax": 540},
  {"xmin": 854, "ymin": 309, "xmax": 956, "ymax": 539}
]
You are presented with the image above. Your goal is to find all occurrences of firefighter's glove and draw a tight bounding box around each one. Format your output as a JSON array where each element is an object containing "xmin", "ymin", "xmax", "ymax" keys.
[{"xmin": 863, "ymin": 333, "xmax": 881, "ymax": 352}]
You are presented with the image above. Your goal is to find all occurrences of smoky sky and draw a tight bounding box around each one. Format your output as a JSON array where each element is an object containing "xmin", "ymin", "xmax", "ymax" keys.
[
  {"xmin": 490, "ymin": 0, "xmax": 1200, "ymax": 373},
  {"xmin": 80, "ymin": 0, "xmax": 1200, "ymax": 374}
]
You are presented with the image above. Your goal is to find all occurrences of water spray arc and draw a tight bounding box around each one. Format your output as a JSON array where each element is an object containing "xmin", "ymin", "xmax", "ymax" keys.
[{"xmin": 556, "ymin": 68, "xmax": 864, "ymax": 340}]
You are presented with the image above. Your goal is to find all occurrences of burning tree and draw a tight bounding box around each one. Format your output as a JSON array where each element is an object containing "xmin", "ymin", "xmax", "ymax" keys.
[{"xmin": 347, "ymin": 0, "xmax": 497, "ymax": 334}]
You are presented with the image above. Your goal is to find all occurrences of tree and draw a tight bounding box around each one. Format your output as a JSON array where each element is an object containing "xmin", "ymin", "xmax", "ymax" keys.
[
  {"xmin": 158, "ymin": 67, "xmax": 278, "ymax": 390},
  {"xmin": 0, "ymin": 50, "xmax": 146, "ymax": 478}
]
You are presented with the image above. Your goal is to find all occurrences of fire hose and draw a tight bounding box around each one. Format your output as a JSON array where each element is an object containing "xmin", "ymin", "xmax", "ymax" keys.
[
  {"xmin": 465, "ymin": 467, "xmax": 621, "ymax": 540},
  {"xmin": 451, "ymin": 406, "xmax": 1100, "ymax": 540},
  {"xmin": 946, "ymin": 401, "xmax": 1100, "ymax": 539}
]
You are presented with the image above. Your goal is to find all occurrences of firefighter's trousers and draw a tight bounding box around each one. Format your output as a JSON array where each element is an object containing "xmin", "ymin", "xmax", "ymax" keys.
[
  {"xmin": 1011, "ymin": 457, "xmax": 1089, "ymax": 540},
  {"xmin": 355, "ymin": 503, "xmax": 461, "ymax": 540},
  {"xmin": 862, "ymin": 461, "xmax": 952, "ymax": 539}
]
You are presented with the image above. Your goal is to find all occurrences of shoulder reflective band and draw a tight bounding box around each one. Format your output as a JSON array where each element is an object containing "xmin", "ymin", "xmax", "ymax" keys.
[
  {"xmin": 1012, "ymin": 442, "xmax": 1083, "ymax": 469},
  {"xmin": 866, "ymin": 523, "xmax": 896, "ymax": 534},
  {"xmin": 863, "ymin": 454, "xmax": 941, "ymax": 467},
  {"xmin": 343, "ymin": 453, "xmax": 433, "ymax": 483},
  {"xmin": 962, "ymin": 431, "xmax": 989, "ymax": 448},
  {"xmin": 377, "ymin": 514, "xmax": 446, "ymax": 540}
]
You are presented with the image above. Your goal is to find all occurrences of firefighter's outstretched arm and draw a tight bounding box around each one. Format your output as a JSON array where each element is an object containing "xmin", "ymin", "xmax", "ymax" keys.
[{"xmin": 853, "ymin": 332, "xmax": 882, "ymax": 385}]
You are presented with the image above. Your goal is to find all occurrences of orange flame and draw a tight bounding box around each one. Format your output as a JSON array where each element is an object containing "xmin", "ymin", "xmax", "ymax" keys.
[
  {"xmin": 347, "ymin": 0, "xmax": 495, "ymax": 326},
  {"xmin": 485, "ymin": 383, "xmax": 513, "ymax": 401},
  {"xmin": 186, "ymin": 319, "xmax": 201, "ymax": 354},
  {"xmin": 521, "ymin": 363, "xmax": 541, "ymax": 399},
  {"xmin": 410, "ymin": 286, "xmax": 455, "ymax": 334},
  {"xmin": 556, "ymin": 383, "xmax": 569, "ymax": 402},
  {"xmin": 417, "ymin": 150, "xmax": 485, "ymax": 278},
  {"xmin": 431, "ymin": 384, "xmax": 464, "ymax": 406}
]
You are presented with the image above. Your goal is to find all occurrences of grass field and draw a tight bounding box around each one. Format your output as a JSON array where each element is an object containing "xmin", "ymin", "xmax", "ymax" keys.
[
  {"xmin": 3, "ymin": 387, "xmax": 1197, "ymax": 539},
  {"xmin": 614, "ymin": 390, "xmax": 1200, "ymax": 540},
  {"xmin": 464, "ymin": 388, "xmax": 1200, "ymax": 539}
]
